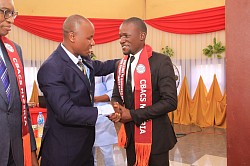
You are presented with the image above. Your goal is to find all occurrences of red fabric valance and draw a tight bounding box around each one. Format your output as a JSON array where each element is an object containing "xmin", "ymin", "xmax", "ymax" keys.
[
  {"xmin": 14, "ymin": 16, "xmax": 123, "ymax": 44},
  {"xmin": 13, "ymin": 6, "xmax": 225, "ymax": 44},
  {"xmin": 145, "ymin": 6, "xmax": 225, "ymax": 34}
]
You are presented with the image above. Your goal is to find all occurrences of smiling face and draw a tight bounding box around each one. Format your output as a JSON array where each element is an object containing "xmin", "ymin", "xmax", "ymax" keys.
[
  {"xmin": 0, "ymin": 0, "xmax": 15, "ymax": 36},
  {"xmin": 119, "ymin": 22, "xmax": 146, "ymax": 55}
]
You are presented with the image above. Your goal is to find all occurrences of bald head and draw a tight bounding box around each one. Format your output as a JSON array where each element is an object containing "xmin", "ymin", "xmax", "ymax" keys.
[
  {"xmin": 0, "ymin": 0, "xmax": 14, "ymax": 8},
  {"xmin": 62, "ymin": 14, "xmax": 95, "ymax": 57},
  {"xmin": 63, "ymin": 15, "xmax": 92, "ymax": 37}
]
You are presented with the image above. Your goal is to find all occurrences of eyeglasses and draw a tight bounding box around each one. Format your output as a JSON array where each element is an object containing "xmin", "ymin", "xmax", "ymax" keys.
[{"xmin": 0, "ymin": 9, "xmax": 18, "ymax": 19}]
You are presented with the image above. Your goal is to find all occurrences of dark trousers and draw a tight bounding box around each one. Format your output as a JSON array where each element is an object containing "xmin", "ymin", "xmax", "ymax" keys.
[
  {"xmin": 126, "ymin": 141, "xmax": 169, "ymax": 166},
  {"xmin": 8, "ymin": 145, "xmax": 16, "ymax": 166}
]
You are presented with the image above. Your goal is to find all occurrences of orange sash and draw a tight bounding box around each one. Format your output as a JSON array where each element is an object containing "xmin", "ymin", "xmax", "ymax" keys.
[
  {"xmin": 1, "ymin": 36, "xmax": 32, "ymax": 166},
  {"xmin": 117, "ymin": 45, "xmax": 153, "ymax": 166}
]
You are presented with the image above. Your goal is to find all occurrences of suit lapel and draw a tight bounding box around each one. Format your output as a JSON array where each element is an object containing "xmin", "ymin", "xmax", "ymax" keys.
[
  {"xmin": 8, "ymin": 65, "xmax": 18, "ymax": 109},
  {"xmin": 67, "ymin": 60, "xmax": 91, "ymax": 89},
  {"xmin": 82, "ymin": 57, "xmax": 94, "ymax": 85},
  {"xmin": 58, "ymin": 45, "xmax": 91, "ymax": 90}
]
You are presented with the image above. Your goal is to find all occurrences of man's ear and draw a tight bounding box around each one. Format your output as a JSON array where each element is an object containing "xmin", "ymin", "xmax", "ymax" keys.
[
  {"xmin": 69, "ymin": 32, "xmax": 75, "ymax": 42},
  {"xmin": 140, "ymin": 32, "xmax": 146, "ymax": 41}
]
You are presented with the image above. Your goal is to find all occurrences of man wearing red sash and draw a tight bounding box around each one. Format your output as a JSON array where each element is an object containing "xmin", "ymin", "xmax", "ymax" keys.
[
  {"xmin": 0, "ymin": 0, "xmax": 38, "ymax": 166},
  {"xmin": 110, "ymin": 17, "xmax": 177, "ymax": 166}
]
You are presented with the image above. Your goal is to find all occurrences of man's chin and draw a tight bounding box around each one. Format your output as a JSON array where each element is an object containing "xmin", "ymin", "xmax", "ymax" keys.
[
  {"xmin": 122, "ymin": 51, "xmax": 130, "ymax": 55},
  {"xmin": 82, "ymin": 54, "xmax": 91, "ymax": 59},
  {"xmin": 0, "ymin": 31, "xmax": 9, "ymax": 36}
]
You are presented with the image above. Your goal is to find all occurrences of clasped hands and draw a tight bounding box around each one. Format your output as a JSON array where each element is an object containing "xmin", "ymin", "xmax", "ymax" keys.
[{"xmin": 108, "ymin": 102, "xmax": 132, "ymax": 123}]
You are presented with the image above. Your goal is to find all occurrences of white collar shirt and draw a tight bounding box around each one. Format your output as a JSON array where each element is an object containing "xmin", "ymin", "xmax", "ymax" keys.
[{"xmin": 61, "ymin": 43, "xmax": 90, "ymax": 77}]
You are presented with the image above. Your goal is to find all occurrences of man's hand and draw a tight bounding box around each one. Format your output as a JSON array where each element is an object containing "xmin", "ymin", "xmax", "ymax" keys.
[
  {"xmin": 111, "ymin": 101, "xmax": 121, "ymax": 113},
  {"xmin": 119, "ymin": 105, "xmax": 132, "ymax": 123},
  {"xmin": 109, "ymin": 112, "xmax": 121, "ymax": 123},
  {"xmin": 109, "ymin": 102, "xmax": 133, "ymax": 123},
  {"xmin": 109, "ymin": 102, "xmax": 122, "ymax": 122}
]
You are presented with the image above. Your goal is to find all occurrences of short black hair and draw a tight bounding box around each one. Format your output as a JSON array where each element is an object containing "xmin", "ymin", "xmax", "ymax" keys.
[{"xmin": 123, "ymin": 17, "xmax": 147, "ymax": 33}]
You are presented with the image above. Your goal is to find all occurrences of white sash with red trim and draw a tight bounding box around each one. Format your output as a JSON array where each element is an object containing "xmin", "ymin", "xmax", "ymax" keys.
[{"xmin": 1, "ymin": 36, "xmax": 32, "ymax": 166}]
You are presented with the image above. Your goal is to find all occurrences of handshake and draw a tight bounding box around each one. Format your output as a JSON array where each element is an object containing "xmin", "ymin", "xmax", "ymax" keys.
[{"xmin": 108, "ymin": 102, "xmax": 132, "ymax": 123}]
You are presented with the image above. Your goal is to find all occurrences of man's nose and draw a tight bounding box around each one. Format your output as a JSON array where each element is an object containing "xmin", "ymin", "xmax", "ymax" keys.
[{"xmin": 6, "ymin": 17, "xmax": 15, "ymax": 24}]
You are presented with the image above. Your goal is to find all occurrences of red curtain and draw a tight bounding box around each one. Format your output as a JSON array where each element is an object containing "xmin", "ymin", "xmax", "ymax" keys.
[
  {"xmin": 14, "ymin": 6, "xmax": 225, "ymax": 44},
  {"xmin": 14, "ymin": 16, "xmax": 123, "ymax": 44},
  {"xmin": 145, "ymin": 6, "xmax": 225, "ymax": 34}
]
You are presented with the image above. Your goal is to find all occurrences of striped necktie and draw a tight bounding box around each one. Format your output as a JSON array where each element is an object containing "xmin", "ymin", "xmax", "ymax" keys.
[
  {"xmin": 0, "ymin": 55, "xmax": 11, "ymax": 103},
  {"xmin": 77, "ymin": 57, "xmax": 90, "ymax": 80},
  {"xmin": 77, "ymin": 58, "xmax": 87, "ymax": 75}
]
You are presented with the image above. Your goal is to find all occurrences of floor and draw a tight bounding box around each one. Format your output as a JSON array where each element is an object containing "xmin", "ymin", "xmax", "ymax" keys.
[{"xmin": 96, "ymin": 123, "xmax": 227, "ymax": 166}]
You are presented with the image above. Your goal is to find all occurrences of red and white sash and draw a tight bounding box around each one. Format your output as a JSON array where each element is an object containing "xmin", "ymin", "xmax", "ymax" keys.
[
  {"xmin": 117, "ymin": 44, "xmax": 153, "ymax": 166},
  {"xmin": 1, "ymin": 36, "xmax": 32, "ymax": 166}
]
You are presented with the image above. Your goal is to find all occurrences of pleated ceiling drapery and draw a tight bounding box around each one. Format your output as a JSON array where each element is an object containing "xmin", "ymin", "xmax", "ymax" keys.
[{"xmin": 13, "ymin": 6, "xmax": 225, "ymax": 44}]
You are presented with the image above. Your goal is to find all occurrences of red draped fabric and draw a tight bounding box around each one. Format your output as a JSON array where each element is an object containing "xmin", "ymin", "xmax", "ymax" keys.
[
  {"xmin": 13, "ymin": 6, "xmax": 225, "ymax": 44},
  {"xmin": 14, "ymin": 16, "xmax": 123, "ymax": 44},
  {"xmin": 145, "ymin": 6, "xmax": 225, "ymax": 34}
]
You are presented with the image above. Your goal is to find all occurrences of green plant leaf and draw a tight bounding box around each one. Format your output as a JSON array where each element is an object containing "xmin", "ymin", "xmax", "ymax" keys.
[
  {"xmin": 202, "ymin": 37, "xmax": 225, "ymax": 59},
  {"xmin": 161, "ymin": 46, "xmax": 174, "ymax": 57},
  {"xmin": 217, "ymin": 54, "xmax": 222, "ymax": 59}
]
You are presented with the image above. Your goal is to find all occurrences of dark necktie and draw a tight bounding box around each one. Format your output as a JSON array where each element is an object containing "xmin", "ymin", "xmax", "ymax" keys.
[
  {"xmin": 0, "ymin": 55, "xmax": 11, "ymax": 103},
  {"xmin": 125, "ymin": 56, "xmax": 135, "ymax": 106}
]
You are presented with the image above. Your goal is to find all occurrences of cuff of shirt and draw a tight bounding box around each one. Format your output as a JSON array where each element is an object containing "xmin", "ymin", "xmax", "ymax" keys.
[{"xmin": 97, "ymin": 104, "xmax": 114, "ymax": 116}]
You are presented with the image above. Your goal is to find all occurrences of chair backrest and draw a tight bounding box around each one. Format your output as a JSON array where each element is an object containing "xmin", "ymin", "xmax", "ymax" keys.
[{"xmin": 38, "ymin": 96, "xmax": 46, "ymax": 108}]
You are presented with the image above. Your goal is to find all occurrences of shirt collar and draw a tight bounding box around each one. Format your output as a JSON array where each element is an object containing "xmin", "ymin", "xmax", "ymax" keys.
[
  {"xmin": 129, "ymin": 49, "xmax": 143, "ymax": 64},
  {"xmin": 61, "ymin": 43, "xmax": 79, "ymax": 65}
]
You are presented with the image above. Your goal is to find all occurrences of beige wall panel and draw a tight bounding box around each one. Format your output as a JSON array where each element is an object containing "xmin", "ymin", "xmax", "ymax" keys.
[
  {"xmin": 14, "ymin": 0, "xmax": 224, "ymax": 19},
  {"xmin": 14, "ymin": 0, "xmax": 145, "ymax": 19},
  {"xmin": 146, "ymin": 25, "xmax": 225, "ymax": 60},
  {"xmin": 146, "ymin": 0, "xmax": 225, "ymax": 19},
  {"xmin": 92, "ymin": 40, "xmax": 124, "ymax": 60}
]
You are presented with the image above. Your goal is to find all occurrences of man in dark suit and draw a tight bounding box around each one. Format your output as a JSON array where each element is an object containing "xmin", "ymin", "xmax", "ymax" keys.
[
  {"xmin": 110, "ymin": 17, "xmax": 177, "ymax": 166},
  {"xmin": 37, "ymin": 15, "xmax": 118, "ymax": 166},
  {"xmin": 0, "ymin": 0, "xmax": 38, "ymax": 165}
]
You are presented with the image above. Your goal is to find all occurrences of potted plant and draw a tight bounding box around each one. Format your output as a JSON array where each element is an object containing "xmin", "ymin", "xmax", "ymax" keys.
[
  {"xmin": 161, "ymin": 46, "xmax": 180, "ymax": 87},
  {"xmin": 202, "ymin": 37, "xmax": 225, "ymax": 59}
]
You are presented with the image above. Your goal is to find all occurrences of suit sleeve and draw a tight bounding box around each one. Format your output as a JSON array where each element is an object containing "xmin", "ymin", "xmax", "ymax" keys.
[
  {"xmin": 37, "ymin": 60, "xmax": 98, "ymax": 126},
  {"xmin": 93, "ymin": 59, "xmax": 119, "ymax": 77},
  {"xmin": 130, "ymin": 54, "xmax": 178, "ymax": 126}
]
